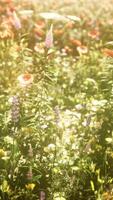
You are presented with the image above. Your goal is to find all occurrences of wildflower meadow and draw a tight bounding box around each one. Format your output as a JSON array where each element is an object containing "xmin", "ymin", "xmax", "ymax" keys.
[{"xmin": 1, "ymin": 0, "xmax": 113, "ymax": 199}]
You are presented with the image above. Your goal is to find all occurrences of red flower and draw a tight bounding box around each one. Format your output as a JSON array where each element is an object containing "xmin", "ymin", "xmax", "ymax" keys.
[
  {"xmin": 65, "ymin": 21, "xmax": 74, "ymax": 29},
  {"xmin": 70, "ymin": 38, "xmax": 82, "ymax": 46},
  {"xmin": 1, "ymin": 0, "xmax": 12, "ymax": 3},
  {"xmin": 88, "ymin": 29, "xmax": 100, "ymax": 39},
  {"xmin": 36, "ymin": 20, "xmax": 45, "ymax": 29},
  {"xmin": 54, "ymin": 29, "xmax": 64, "ymax": 36},
  {"xmin": 34, "ymin": 27, "xmax": 45, "ymax": 38},
  {"xmin": 102, "ymin": 48, "xmax": 113, "ymax": 57},
  {"xmin": 17, "ymin": 73, "xmax": 33, "ymax": 87}
]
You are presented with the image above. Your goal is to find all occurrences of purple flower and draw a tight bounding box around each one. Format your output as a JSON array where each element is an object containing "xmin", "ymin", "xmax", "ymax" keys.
[
  {"xmin": 12, "ymin": 11, "xmax": 22, "ymax": 30},
  {"xmin": 10, "ymin": 95, "xmax": 20, "ymax": 123}
]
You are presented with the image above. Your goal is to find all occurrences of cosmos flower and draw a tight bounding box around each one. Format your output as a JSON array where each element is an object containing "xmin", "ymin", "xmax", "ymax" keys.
[
  {"xmin": 54, "ymin": 29, "xmax": 64, "ymax": 36},
  {"xmin": 77, "ymin": 45, "xmax": 88, "ymax": 55},
  {"xmin": 65, "ymin": 21, "xmax": 74, "ymax": 28},
  {"xmin": 88, "ymin": 29, "xmax": 100, "ymax": 40},
  {"xmin": 17, "ymin": 73, "xmax": 33, "ymax": 87},
  {"xmin": 1, "ymin": 0, "xmax": 12, "ymax": 3},
  {"xmin": 102, "ymin": 48, "xmax": 113, "ymax": 57},
  {"xmin": 34, "ymin": 24, "xmax": 45, "ymax": 38},
  {"xmin": 35, "ymin": 20, "xmax": 45, "ymax": 29},
  {"xmin": 70, "ymin": 38, "xmax": 82, "ymax": 46},
  {"xmin": 45, "ymin": 25, "xmax": 53, "ymax": 48}
]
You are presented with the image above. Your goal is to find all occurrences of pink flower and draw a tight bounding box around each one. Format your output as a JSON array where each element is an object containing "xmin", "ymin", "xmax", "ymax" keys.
[
  {"xmin": 88, "ymin": 29, "xmax": 100, "ymax": 40},
  {"xmin": 77, "ymin": 45, "xmax": 88, "ymax": 55},
  {"xmin": 17, "ymin": 73, "xmax": 33, "ymax": 87},
  {"xmin": 45, "ymin": 25, "xmax": 53, "ymax": 48}
]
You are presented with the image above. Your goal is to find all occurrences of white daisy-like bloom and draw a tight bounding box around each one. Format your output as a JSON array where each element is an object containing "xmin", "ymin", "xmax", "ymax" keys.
[
  {"xmin": 66, "ymin": 15, "xmax": 81, "ymax": 22},
  {"xmin": 39, "ymin": 12, "xmax": 67, "ymax": 21},
  {"xmin": 17, "ymin": 73, "xmax": 33, "ymax": 87},
  {"xmin": 19, "ymin": 10, "xmax": 33, "ymax": 17},
  {"xmin": 39, "ymin": 12, "xmax": 81, "ymax": 22},
  {"xmin": 77, "ymin": 46, "xmax": 88, "ymax": 55}
]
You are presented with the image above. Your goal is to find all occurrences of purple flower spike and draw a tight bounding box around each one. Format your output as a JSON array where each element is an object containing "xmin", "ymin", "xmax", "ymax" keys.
[
  {"xmin": 10, "ymin": 95, "xmax": 20, "ymax": 123},
  {"xmin": 12, "ymin": 11, "xmax": 22, "ymax": 30}
]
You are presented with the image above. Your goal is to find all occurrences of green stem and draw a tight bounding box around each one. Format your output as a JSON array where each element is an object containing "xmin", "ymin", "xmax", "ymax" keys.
[{"xmin": 11, "ymin": 126, "xmax": 16, "ymax": 186}]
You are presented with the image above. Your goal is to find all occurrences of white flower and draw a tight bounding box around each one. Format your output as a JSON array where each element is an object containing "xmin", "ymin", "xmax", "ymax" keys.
[
  {"xmin": 39, "ymin": 12, "xmax": 67, "ymax": 21},
  {"xmin": 66, "ymin": 15, "xmax": 81, "ymax": 22},
  {"xmin": 19, "ymin": 10, "xmax": 33, "ymax": 17},
  {"xmin": 77, "ymin": 45, "xmax": 88, "ymax": 55}
]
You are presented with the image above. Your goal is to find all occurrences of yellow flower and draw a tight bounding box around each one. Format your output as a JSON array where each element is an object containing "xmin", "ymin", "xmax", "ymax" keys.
[
  {"xmin": 25, "ymin": 183, "xmax": 35, "ymax": 190},
  {"xmin": 0, "ymin": 149, "xmax": 6, "ymax": 157}
]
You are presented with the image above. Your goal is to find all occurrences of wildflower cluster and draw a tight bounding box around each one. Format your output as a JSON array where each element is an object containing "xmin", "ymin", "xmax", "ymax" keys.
[{"xmin": 0, "ymin": 0, "xmax": 113, "ymax": 200}]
